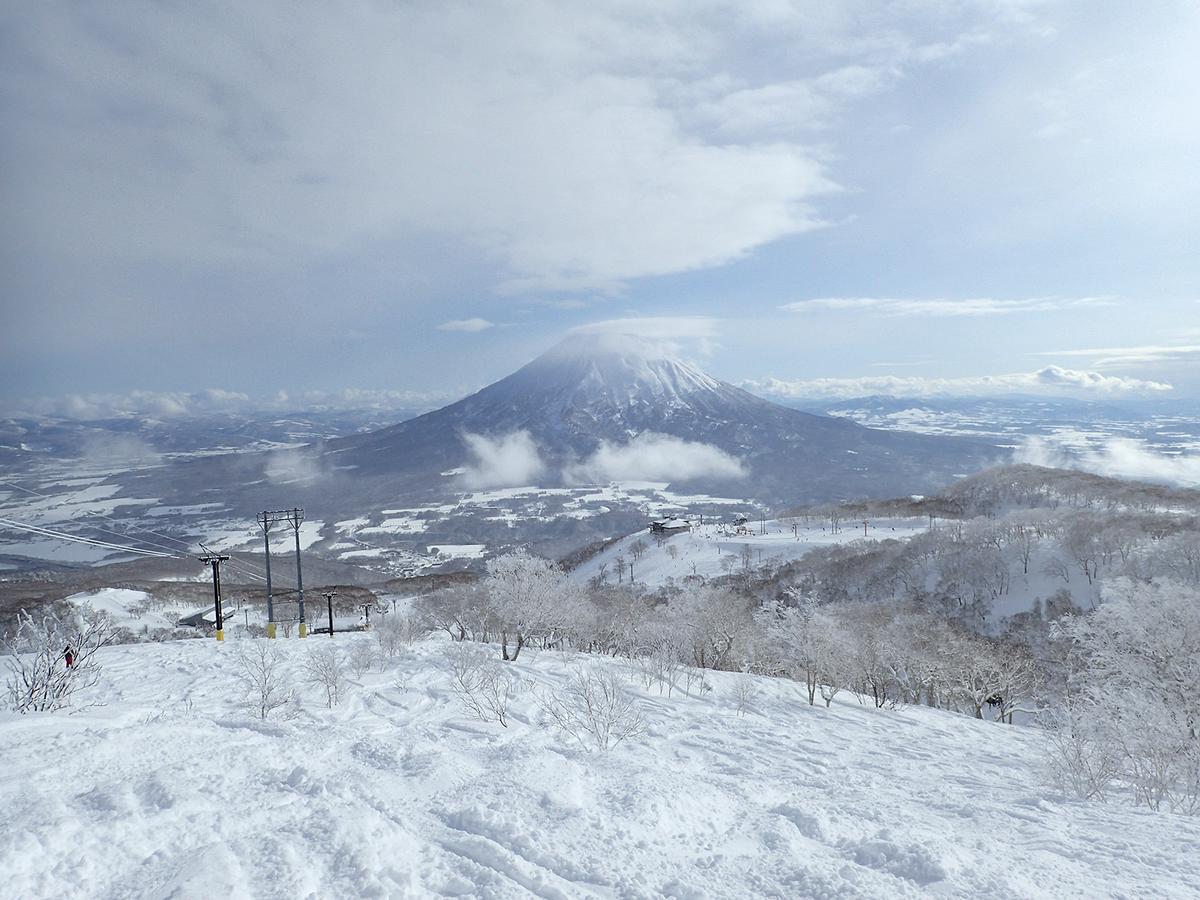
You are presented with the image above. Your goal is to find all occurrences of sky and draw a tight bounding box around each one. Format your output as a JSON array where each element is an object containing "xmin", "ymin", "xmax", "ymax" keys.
[{"xmin": 2, "ymin": 0, "xmax": 1198, "ymax": 416}]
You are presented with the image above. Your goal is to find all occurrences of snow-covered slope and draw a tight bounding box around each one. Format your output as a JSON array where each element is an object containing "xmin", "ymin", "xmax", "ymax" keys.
[
  {"xmin": 571, "ymin": 517, "xmax": 929, "ymax": 587},
  {"xmin": 2, "ymin": 636, "xmax": 1197, "ymax": 898}
]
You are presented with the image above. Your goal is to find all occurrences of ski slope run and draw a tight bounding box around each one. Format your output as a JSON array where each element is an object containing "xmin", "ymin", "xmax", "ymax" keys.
[
  {"xmin": 571, "ymin": 517, "xmax": 929, "ymax": 587},
  {"xmin": 2, "ymin": 636, "xmax": 1197, "ymax": 898}
]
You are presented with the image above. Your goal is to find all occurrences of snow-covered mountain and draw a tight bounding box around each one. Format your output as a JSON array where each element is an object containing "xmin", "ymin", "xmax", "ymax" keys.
[{"xmin": 333, "ymin": 331, "xmax": 996, "ymax": 501}]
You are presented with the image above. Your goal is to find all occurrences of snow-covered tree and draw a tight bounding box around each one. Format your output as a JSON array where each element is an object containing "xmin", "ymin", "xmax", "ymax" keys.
[
  {"xmin": 665, "ymin": 584, "xmax": 753, "ymax": 670},
  {"xmin": 1052, "ymin": 579, "xmax": 1200, "ymax": 813},
  {"xmin": 485, "ymin": 550, "xmax": 585, "ymax": 661}
]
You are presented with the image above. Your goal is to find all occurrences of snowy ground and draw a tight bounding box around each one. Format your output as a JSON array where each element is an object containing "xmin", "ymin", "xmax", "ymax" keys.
[
  {"xmin": 62, "ymin": 588, "xmax": 387, "ymax": 638},
  {"xmin": 66, "ymin": 588, "xmax": 176, "ymax": 631},
  {"xmin": 572, "ymin": 518, "xmax": 929, "ymax": 587},
  {"xmin": 2, "ymin": 636, "xmax": 1197, "ymax": 899}
]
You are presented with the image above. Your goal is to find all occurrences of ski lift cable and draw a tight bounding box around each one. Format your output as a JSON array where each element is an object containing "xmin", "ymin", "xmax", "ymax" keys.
[
  {"xmin": 0, "ymin": 478, "xmax": 332, "ymax": 587},
  {"xmin": 222, "ymin": 560, "xmax": 270, "ymax": 584},
  {"xmin": 0, "ymin": 477, "xmax": 278, "ymax": 579},
  {"xmin": 0, "ymin": 517, "xmax": 178, "ymax": 558},
  {"xmin": 0, "ymin": 477, "xmax": 205, "ymax": 556}
]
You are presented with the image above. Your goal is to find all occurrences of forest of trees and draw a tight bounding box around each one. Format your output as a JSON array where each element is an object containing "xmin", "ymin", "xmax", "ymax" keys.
[{"xmin": 411, "ymin": 466, "xmax": 1200, "ymax": 814}]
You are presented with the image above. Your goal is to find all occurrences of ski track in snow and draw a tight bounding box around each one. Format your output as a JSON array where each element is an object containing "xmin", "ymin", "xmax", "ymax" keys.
[{"xmin": 1, "ymin": 637, "xmax": 1198, "ymax": 899}]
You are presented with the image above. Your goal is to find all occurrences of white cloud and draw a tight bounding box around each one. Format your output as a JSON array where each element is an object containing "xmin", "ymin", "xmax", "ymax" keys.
[
  {"xmin": 1016, "ymin": 437, "xmax": 1200, "ymax": 489},
  {"xmin": 568, "ymin": 317, "xmax": 721, "ymax": 357},
  {"xmin": 567, "ymin": 433, "xmax": 746, "ymax": 484},
  {"xmin": 459, "ymin": 431, "xmax": 547, "ymax": 490},
  {"xmin": 746, "ymin": 366, "xmax": 1173, "ymax": 400},
  {"xmin": 780, "ymin": 296, "xmax": 1115, "ymax": 317},
  {"xmin": 437, "ymin": 318, "xmax": 494, "ymax": 333},
  {"xmin": 570, "ymin": 317, "xmax": 719, "ymax": 341},
  {"xmin": 5, "ymin": 4, "xmax": 858, "ymax": 296},
  {"xmin": 693, "ymin": 65, "xmax": 892, "ymax": 136},
  {"xmin": 1036, "ymin": 344, "xmax": 1200, "ymax": 369}
]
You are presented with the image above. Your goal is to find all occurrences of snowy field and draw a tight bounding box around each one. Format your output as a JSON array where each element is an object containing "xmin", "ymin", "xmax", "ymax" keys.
[
  {"xmin": 2, "ymin": 636, "xmax": 1198, "ymax": 899},
  {"xmin": 572, "ymin": 518, "xmax": 929, "ymax": 587}
]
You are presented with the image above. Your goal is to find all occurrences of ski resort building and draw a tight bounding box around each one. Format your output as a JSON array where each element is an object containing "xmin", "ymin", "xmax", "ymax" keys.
[{"xmin": 649, "ymin": 518, "xmax": 692, "ymax": 535}]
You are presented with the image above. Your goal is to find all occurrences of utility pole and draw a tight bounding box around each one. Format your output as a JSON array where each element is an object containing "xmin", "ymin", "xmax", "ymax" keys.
[
  {"xmin": 198, "ymin": 552, "xmax": 230, "ymax": 641},
  {"xmin": 324, "ymin": 589, "xmax": 337, "ymax": 637},
  {"xmin": 287, "ymin": 507, "xmax": 307, "ymax": 638},
  {"xmin": 258, "ymin": 507, "xmax": 307, "ymax": 638},
  {"xmin": 257, "ymin": 512, "xmax": 276, "ymax": 638}
]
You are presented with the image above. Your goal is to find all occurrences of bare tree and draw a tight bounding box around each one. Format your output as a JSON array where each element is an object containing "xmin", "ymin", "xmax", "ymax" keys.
[
  {"xmin": 348, "ymin": 640, "xmax": 376, "ymax": 678},
  {"xmin": 235, "ymin": 640, "xmax": 292, "ymax": 720},
  {"xmin": 538, "ymin": 665, "xmax": 645, "ymax": 751},
  {"xmin": 447, "ymin": 642, "xmax": 517, "ymax": 727},
  {"xmin": 3, "ymin": 608, "xmax": 116, "ymax": 714},
  {"xmin": 732, "ymin": 672, "xmax": 761, "ymax": 717},
  {"xmin": 303, "ymin": 645, "xmax": 347, "ymax": 708},
  {"xmin": 374, "ymin": 611, "xmax": 427, "ymax": 661}
]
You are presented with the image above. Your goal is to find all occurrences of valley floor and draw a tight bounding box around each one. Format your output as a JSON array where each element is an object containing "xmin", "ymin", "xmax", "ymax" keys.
[{"xmin": 1, "ymin": 636, "xmax": 1198, "ymax": 899}]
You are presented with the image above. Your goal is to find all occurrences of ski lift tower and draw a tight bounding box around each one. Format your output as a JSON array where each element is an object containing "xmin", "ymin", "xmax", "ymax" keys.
[{"xmin": 257, "ymin": 507, "xmax": 309, "ymax": 638}]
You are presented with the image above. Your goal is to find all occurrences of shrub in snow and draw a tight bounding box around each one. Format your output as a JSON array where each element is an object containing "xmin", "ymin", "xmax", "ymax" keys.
[
  {"xmin": 732, "ymin": 673, "xmax": 761, "ymax": 717},
  {"xmin": 235, "ymin": 640, "xmax": 292, "ymax": 720},
  {"xmin": 538, "ymin": 665, "xmax": 645, "ymax": 751},
  {"xmin": 447, "ymin": 642, "xmax": 518, "ymax": 727},
  {"xmin": 2, "ymin": 608, "xmax": 116, "ymax": 713},
  {"xmin": 348, "ymin": 640, "xmax": 377, "ymax": 679},
  {"xmin": 303, "ymin": 645, "xmax": 348, "ymax": 708},
  {"xmin": 374, "ymin": 611, "xmax": 429, "ymax": 660}
]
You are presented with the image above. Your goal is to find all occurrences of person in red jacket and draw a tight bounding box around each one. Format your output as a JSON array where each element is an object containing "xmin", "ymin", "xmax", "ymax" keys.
[{"xmin": 63, "ymin": 645, "xmax": 74, "ymax": 668}]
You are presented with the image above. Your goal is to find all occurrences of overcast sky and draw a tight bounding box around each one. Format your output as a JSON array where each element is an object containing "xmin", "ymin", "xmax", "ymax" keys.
[{"xmin": 3, "ymin": 0, "xmax": 1198, "ymax": 415}]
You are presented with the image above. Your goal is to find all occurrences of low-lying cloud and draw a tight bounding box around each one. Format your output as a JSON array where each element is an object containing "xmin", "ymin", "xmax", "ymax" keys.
[
  {"xmin": 77, "ymin": 432, "xmax": 162, "ymax": 466},
  {"xmin": 264, "ymin": 447, "xmax": 327, "ymax": 485},
  {"xmin": 7, "ymin": 387, "xmax": 455, "ymax": 420},
  {"xmin": 746, "ymin": 366, "xmax": 1173, "ymax": 400},
  {"xmin": 459, "ymin": 431, "xmax": 547, "ymax": 490},
  {"xmin": 567, "ymin": 433, "xmax": 746, "ymax": 484},
  {"xmin": 1016, "ymin": 436, "xmax": 1200, "ymax": 489}
]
